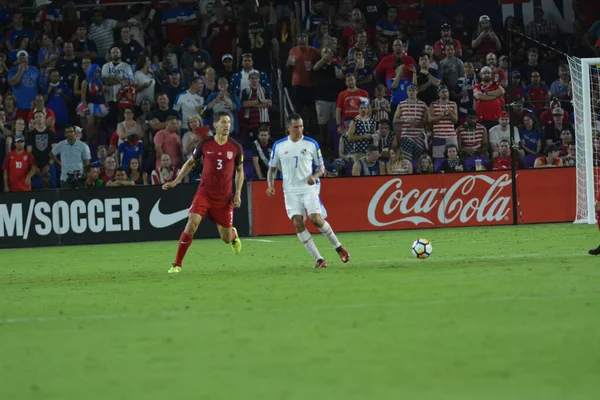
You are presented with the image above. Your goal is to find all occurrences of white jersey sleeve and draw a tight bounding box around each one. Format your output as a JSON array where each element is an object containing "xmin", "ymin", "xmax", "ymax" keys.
[{"xmin": 273, "ymin": 136, "xmax": 324, "ymax": 195}]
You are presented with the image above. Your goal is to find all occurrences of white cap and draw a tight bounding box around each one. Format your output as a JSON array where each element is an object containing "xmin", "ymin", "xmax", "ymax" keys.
[
  {"xmin": 16, "ymin": 50, "xmax": 28, "ymax": 59},
  {"xmin": 479, "ymin": 15, "xmax": 490, "ymax": 22}
]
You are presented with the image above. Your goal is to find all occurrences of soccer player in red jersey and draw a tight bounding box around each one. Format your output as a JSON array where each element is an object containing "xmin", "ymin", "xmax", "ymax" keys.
[
  {"xmin": 2, "ymin": 134, "xmax": 38, "ymax": 192},
  {"xmin": 162, "ymin": 112, "xmax": 244, "ymax": 273}
]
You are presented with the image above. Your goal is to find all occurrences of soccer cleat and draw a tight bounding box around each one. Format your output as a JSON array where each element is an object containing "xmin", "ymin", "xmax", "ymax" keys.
[
  {"xmin": 588, "ymin": 246, "xmax": 600, "ymax": 255},
  {"xmin": 313, "ymin": 259, "xmax": 327, "ymax": 269},
  {"xmin": 168, "ymin": 265, "xmax": 182, "ymax": 274},
  {"xmin": 230, "ymin": 227, "xmax": 242, "ymax": 255},
  {"xmin": 336, "ymin": 246, "xmax": 350, "ymax": 263}
]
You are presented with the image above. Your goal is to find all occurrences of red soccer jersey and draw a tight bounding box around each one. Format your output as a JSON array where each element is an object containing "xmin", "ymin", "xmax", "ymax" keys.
[
  {"xmin": 336, "ymin": 88, "xmax": 370, "ymax": 122},
  {"xmin": 526, "ymin": 85, "xmax": 550, "ymax": 111},
  {"xmin": 192, "ymin": 136, "xmax": 243, "ymax": 201},
  {"xmin": 2, "ymin": 150, "xmax": 36, "ymax": 191},
  {"xmin": 473, "ymin": 81, "xmax": 503, "ymax": 122},
  {"xmin": 207, "ymin": 20, "xmax": 236, "ymax": 64},
  {"xmin": 493, "ymin": 156, "xmax": 520, "ymax": 170},
  {"xmin": 375, "ymin": 54, "xmax": 417, "ymax": 82}
]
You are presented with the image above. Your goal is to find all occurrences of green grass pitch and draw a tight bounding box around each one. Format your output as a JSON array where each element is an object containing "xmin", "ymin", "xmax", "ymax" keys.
[{"xmin": 1, "ymin": 224, "xmax": 600, "ymax": 400}]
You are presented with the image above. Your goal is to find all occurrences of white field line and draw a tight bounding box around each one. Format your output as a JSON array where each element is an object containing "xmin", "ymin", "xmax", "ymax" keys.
[
  {"xmin": 0, "ymin": 293, "xmax": 596, "ymax": 325},
  {"xmin": 245, "ymin": 239, "xmax": 275, "ymax": 243}
]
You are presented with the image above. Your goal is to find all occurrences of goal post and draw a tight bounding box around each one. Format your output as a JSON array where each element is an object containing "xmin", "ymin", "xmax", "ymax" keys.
[{"xmin": 567, "ymin": 57, "xmax": 600, "ymax": 224}]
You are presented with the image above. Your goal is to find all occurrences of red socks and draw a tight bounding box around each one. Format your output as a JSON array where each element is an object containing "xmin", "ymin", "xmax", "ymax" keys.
[
  {"xmin": 174, "ymin": 232, "xmax": 193, "ymax": 266},
  {"xmin": 230, "ymin": 228, "xmax": 237, "ymax": 243}
]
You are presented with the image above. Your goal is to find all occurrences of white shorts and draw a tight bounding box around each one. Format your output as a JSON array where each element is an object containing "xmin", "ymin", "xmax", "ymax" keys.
[{"xmin": 285, "ymin": 192, "xmax": 323, "ymax": 220}]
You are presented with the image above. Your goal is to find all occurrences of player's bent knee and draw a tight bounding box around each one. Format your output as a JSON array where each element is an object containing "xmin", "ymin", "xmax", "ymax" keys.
[
  {"xmin": 186, "ymin": 214, "xmax": 202, "ymax": 234},
  {"xmin": 292, "ymin": 216, "xmax": 306, "ymax": 232},
  {"xmin": 309, "ymin": 214, "xmax": 324, "ymax": 227}
]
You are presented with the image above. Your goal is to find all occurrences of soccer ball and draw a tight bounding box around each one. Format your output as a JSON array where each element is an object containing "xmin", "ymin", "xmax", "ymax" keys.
[{"xmin": 412, "ymin": 238, "xmax": 433, "ymax": 259}]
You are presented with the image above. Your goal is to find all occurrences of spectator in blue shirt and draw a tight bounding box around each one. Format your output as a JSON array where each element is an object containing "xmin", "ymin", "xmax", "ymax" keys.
[
  {"xmin": 117, "ymin": 132, "xmax": 144, "ymax": 169},
  {"xmin": 5, "ymin": 12, "xmax": 34, "ymax": 51},
  {"xmin": 43, "ymin": 69, "xmax": 73, "ymax": 127},
  {"xmin": 8, "ymin": 36, "xmax": 35, "ymax": 66},
  {"xmin": 8, "ymin": 50, "xmax": 40, "ymax": 118}
]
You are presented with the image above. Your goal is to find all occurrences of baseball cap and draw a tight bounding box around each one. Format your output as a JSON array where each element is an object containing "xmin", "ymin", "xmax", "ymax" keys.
[
  {"xmin": 437, "ymin": 84, "xmax": 449, "ymax": 93},
  {"xmin": 17, "ymin": 50, "xmax": 28, "ymax": 59},
  {"xmin": 359, "ymin": 100, "xmax": 370, "ymax": 107},
  {"xmin": 480, "ymin": 66, "xmax": 492, "ymax": 74},
  {"xmin": 169, "ymin": 68, "xmax": 180, "ymax": 74},
  {"xmin": 499, "ymin": 55, "xmax": 508, "ymax": 62},
  {"xmin": 479, "ymin": 15, "xmax": 490, "ymax": 22},
  {"xmin": 511, "ymin": 70, "xmax": 521, "ymax": 77},
  {"xmin": 182, "ymin": 38, "xmax": 194, "ymax": 48},
  {"xmin": 498, "ymin": 111, "xmax": 510, "ymax": 119},
  {"xmin": 407, "ymin": 83, "xmax": 418, "ymax": 90},
  {"xmin": 441, "ymin": 23, "xmax": 452, "ymax": 30},
  {"xmin": 221, "ymin": 54, "xmax": 233, "ymax": 61},
  {"xmin": 248, "ymin": 71, "xmax": 260, "ymax": 78},
  {"xmin": 552, "ymin": 107, "xmax": 564, "ymax": 115},
  {"xmin": 15, "ymin": 134, "xmax": 25, "ymax": 142}
]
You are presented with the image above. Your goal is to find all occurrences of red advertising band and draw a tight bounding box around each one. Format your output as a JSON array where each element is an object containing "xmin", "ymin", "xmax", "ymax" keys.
[{"xmin": 251, "ymin": 169, "xmax": 576, "ymax": 236}]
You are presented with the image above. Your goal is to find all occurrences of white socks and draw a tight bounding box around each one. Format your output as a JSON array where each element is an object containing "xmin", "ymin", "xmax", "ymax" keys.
[
  {"xmin": 297, "ymin": 230, "xmax": 323, "ymax": 261},
  {"xmin": 318, "ymin": 221, "xmax": 341, "ymax": 248}
]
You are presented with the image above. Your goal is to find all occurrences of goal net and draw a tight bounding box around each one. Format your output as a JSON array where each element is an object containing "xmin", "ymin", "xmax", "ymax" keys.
[{"xmin": 568, "ymin": 57, "xmax": 600, "ymax": 224}]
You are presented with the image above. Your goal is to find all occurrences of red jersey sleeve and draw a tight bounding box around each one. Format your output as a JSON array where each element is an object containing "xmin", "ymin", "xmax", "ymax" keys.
[
  {"xmin": 473, "ymin": 83, "xmax": 482, "ymax": 96},
  {"xmin": 231, "ymin": 138, "xmax": 244, "ymax": 167}
]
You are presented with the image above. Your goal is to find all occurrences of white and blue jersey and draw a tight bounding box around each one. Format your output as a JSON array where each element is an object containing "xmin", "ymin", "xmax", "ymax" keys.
[
  {"xmin": 270, "ymin": 135, "xmax": 325, "ymax": 219},
  {"xmin": 269, "ymin": 136, "xmax": 324, "ymax": 195}
]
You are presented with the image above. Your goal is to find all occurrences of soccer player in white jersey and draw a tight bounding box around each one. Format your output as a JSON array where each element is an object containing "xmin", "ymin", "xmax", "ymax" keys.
[{"xmin": 267, "ymin": 113, "xmax": 350, "ymax": 268}]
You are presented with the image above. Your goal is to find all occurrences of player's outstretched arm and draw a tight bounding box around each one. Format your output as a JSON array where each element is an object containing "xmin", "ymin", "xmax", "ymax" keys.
[
  {"xmin": 266, "ymin": 166, "xmax": 278, "ymax": 196},
  {"xmin": 162, "ymin": 156, "xmax": 195, "ymax": 190}
]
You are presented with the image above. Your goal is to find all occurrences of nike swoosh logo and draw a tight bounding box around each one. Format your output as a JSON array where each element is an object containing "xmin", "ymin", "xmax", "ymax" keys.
[
  {"xmin": 149, "ymin": 199, "xmax": 190, "ymax": 228},
  {"xmin": 207, "ymin": 151, "xmax": 214, "ymax": 154}
]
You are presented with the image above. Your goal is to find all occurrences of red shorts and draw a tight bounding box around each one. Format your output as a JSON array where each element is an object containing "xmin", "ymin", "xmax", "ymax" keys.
[{"xmin": 190, "ymin": 193, "xmax": 234, "ymax": 228}]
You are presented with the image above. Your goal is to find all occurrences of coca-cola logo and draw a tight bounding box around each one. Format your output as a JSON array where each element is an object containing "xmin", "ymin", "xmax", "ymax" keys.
[{"xmin": 367, "ymin": 174, "xmax": 512, "ymax": 227}]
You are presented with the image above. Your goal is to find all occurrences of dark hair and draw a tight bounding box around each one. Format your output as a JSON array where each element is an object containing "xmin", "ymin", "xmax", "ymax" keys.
[
  {"xmin": 544, "ymin": 144, "xmax": 558, "ymax": 156},
  {"xmin": 443, "ymin": 143, "xmax": 459, "ymax": 158},
  {"xmin": 419, "ymin": 52, "xmax": 429, "ymax": 59},
  {"xmin": 116, "ymin": 167, "xmax": 128, "ymax": 174},
  {"xmin": 64, "ymin": 125, "xmax": 75, "ymax": 132},
  {"xmin": 379, "ymin": 119, "xmax": 390, "ymax": 127},
  {"xmin": 259, "ymin": 124, "xmax": 270, "ymax": 133},
  {"xmin": 166, "ymin": 115, "xmax": 178, "ymax": 122},
  {"xmin": 188, "ymin": 76, "xmax": 201, "ymax": 85},
  {"xmin": 135, "ymin": 54, "xmax": 148, "ymax": 70},
  {"xmin": 367, "ymin": 145, "xmax": 379, "ymax": 153},
  {"xmin": 286, "ymin": 113, "xmax": 302, "ymax": 125},
  {"xmin": 499, "ymin": 139, "xmax": 510, "ymax": 146},
  {"xmin": 214, "ymin": 111, "xmax": 230, "ymax": 122},
  {"xmin": 84, "ymin": 164, "xmax": 97, "ymax": 174}
]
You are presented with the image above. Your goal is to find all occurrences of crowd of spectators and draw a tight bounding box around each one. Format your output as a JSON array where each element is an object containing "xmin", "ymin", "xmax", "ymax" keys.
[{"xmin": 0, "ymin": 0, "xmax": 599, "ymax": 193}]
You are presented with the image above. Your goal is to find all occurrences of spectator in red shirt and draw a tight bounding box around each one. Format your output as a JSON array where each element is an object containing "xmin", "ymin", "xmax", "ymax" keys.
[
  {"xmin": 434, "ymin": 23, "xmax": 463, "ymax": 61},
  {"xmin": 493, "ymin": 139, "xmax": 521, "ymax": 170},
  {"xmin": 154, "ymin": 116, "xmax": 184, "ymax": 169},
  {"xmin": 506, "ymin": 70, "xmax": 525, "ymax": 104},
  {"xmin": 472, "ymin": 15, "xmax": 502, "ymax": 56},
  {"xmin": 486, "ymin": 53, "xmax": 507, "ymax": 88},
  {"xmin": 286, "ymin": 33, "xmax": 320, "ymax": 114},
  {"xmin": 341, "ymin": 8, "xmax": 375, "ymax": 51},
  {"xmin": 473, "ymin": 66, "xmax": 505, "ymax": 130},
  {"xmin": 27, "ymin": 94, "xmax": 56, "ymax": 131},
  {"xmin": 336, "ymin": 74, "xmax": 370, "ymax": 134},
  {"xmin": 540, "ymin": 99, "xmax": 570, "ymax": 127},
  {"xmin": 2, "ymin": 134, "xmax": 37, "ymax": 192},
  {"xmin": 375, "ymin": 39, "xmax": 417, "ymax": 84},
  {"xmin": 206, "ymin": 3, "xmax": 237, "ymax": 70},
  {"xmin": 525, "ymin": 71, "xmax": 551, "ymax": 113}
]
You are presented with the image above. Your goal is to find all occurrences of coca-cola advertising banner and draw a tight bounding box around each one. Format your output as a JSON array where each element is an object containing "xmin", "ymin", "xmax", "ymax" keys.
[{"xmin": 251, "ymin": 169, "xmax": 576, "ymax": 235}]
